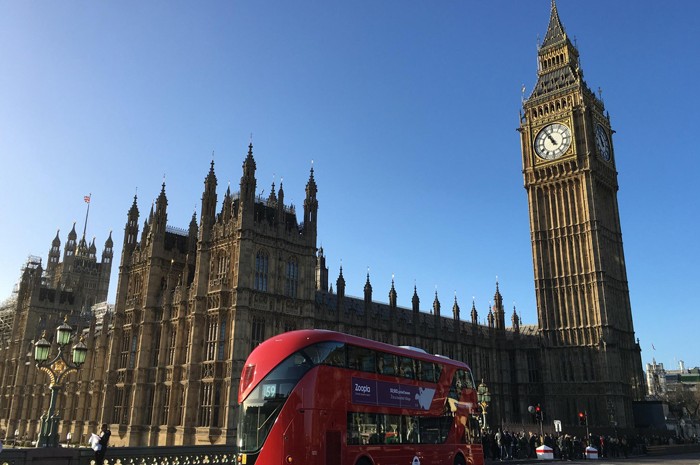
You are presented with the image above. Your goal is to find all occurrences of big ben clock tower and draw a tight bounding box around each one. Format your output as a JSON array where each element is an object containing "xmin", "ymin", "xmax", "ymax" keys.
[{"xmin": 519, "ymin": 1, "xmax": 644, "ymax": 427}]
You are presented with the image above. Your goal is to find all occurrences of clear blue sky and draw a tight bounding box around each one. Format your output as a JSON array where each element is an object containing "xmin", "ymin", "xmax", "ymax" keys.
[{"xmin": 1, "ymin": 1, "xmax": 698, "ymax": 370}]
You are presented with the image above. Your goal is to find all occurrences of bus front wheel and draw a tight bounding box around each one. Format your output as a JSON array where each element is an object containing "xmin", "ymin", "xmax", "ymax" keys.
[
  {"xmin": 454, "ymin": 454, "xmax": 466, "ymax": 465},
  {"xmin": 356, "ymin": 457, "xmax": 372, "ymax": 465}
]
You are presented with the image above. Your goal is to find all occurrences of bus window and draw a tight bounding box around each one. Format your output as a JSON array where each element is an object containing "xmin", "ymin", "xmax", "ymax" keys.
[
  {"xmin": 434, "ymin": 364, "xmax": 443, "ymax": 382},
  {"xmin": 348, "ymin": 412, "xmax": 382, "ymax": 445},
  {"xmin": 405, "ymin": 416, "xmax": 419, "ymax": 443},
  {"xmin": 449, "ymin": 369, "xmax": 475, "ymax": 401},
  {"xmin": 398, "ymin": 357, "xmax": 415, "ymax": 379},
  {"xmin": 376, "ymin": 352, "xmax": 397, "ymax": 376},
  {"xmin": 306, "ymin": 341, "xmax": 346, "ymax": 367},
  {"xmin": 465, "ymin": 369, "xmax": 475, "ymax": 389},
  {"xmin": 418, "ymin": 361, "xmax": 440, "ymax": 383},
  {"xmin": 417, "ymin": 416, "xmax": 451, "ymax": 444},
  {"xmin": 347, "ymin": 412, "xmax": 404, "ymax": 445},
  {"xmin": 384, "ymin": 414, "xmax": 402, "ymax": 443},
  {"xmin": 347, "ymin": 345, "xmax": 376, "ymax": 373},
  {"xmin": 449, "ymin": 370, "xmax": 462, "ymax": 400}
]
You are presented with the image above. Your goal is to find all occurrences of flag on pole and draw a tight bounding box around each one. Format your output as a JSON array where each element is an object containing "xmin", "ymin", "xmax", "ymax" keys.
[
  {"xmin": 84, "ymin": 195, "xmax": 91, "ymax": 204},
  {"xmin": 652, "ymin": 343, "xmax": 656, "ymax": 350}
]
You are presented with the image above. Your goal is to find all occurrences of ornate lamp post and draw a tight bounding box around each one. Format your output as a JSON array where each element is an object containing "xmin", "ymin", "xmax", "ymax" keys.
[
  {"xmin": 33, "ymin": 318, "xmax": 88, "ymax": 448},
  {"xmin": 476, "ymin": 380, "xmax": 491, "ymax": 431}
]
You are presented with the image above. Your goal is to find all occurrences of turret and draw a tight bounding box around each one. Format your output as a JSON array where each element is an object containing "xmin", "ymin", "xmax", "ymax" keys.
[
  {"xmin": 336, "ymin": 266, "xmax": 345, "ymax": 312},
  {"xmin": 201, "ymin": 161, "xmax": 218, "ymax": 237},
  {"xmin": 511, "ymin": 306, "xmax": 520, "ymax": 334},
  {"xmin": 388, "ymin": 277, "xmax": 397, "ymax": 309},
  {"xmin": 123, "ymin": 195, "xmax": 140, "ymax": 255},
  {"xmin": 452, "ymin": 294, "xmax": 460, "ymax": 321},
  {"xmin": 537, "ymin": 0, "xmax": 580, "ymax": 76},
  {"xmin": 315, "ymin": 247, "xmax": 328, "ymax": 291},
  {"xmin": 47, "ymin": 230, "xmax": 61, "ymax": 274},
  {"xmin": 303, "ymin": 165, "xmax": 318, "ymax": 243},
  {"xmin": 277, "ymin": 181, "xmax": 286, "ymax": 224},
  {"xmin": 363, "ymin": 271, "xmax": 372, "ymax": 311},
  {"xmin": 140, "ymin": 216, "xmax": 150, "ymax": 248},
  {"xmin": 493, "ymin": 281, "xmax": 505, "ymax": 330},
  {"xmin": 221, "ymin": 184, "xmax": 232, "ymax": 223},
  {"xmin": 239, "ymin": 144, "xmax": 257, "ymax": 225},
  {"xmin": 97, "ymin": 232, "xmax": 114, "ymax": 302},
  {"xmin": 180, "ymin": 211, "xmax": 198, "ymax": 289},
  {"xmin": 188, "ymin": 211, "xmax": 198, "ymax": 254},
  {"xmin": 471, "ymin": 299, "xmax": 478, "ymax": 326},
  {"xmin": 267, "ymin": 181, "xmax": 277, "ymax": 207},
  {"xmin": 432, "ymin": 291, "xmax": 441, "ymax": 318},
  {"xmin": 102, "ymin": 231, "xmax": 114, "ymax": 265},
  {"xmin": 77, "ymin": 234, "xmax": 88, "ymax": 258},
  {"xmin": 64, "ymin": 223, "xmax": 77, "ymax": 259},
  {"xmin": 412, "ymin": 286, "xmax": 420, "ymax": 328},
  {"xmin": 153, "ymin": 182, "xmax": 168, "ymax": 238},
  {"xmin": 88, "ymin": 237, "xmax": 97, "ymax": 260},
  {"xmin": 412, "ymin": 286, "xmax": 420, "ymax": 313}
]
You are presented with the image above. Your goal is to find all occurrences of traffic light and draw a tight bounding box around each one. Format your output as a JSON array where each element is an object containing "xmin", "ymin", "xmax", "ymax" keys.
[
  {"xmin": 535, "ymin": 405, "xmax": 542, "ymax": 421},
  {"xmin": 578, "ymin": 411, "xmax": 587, "ymax": 426}
]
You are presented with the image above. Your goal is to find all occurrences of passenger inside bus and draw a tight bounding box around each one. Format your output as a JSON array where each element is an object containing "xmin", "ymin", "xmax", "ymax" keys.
[
  {"xmin": 406, "ymin": 419, "xmax": 418, "ymax": 443},
  {"xmin": 399, "ymin": 357, "xmax": 414, "ymax": 379},
  {"xmin": 368, "ymin": 424, "xmax": 385, "ymax": 444}
]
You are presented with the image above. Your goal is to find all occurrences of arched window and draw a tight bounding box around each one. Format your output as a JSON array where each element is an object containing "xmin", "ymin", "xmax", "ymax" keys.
[
  {"xmin": 285, "ymin": 258, "xmax": 299, "ymax": 298},
  {"xmin": 255, "ymin": 251, "xmax": 269, "ymax": 291}
]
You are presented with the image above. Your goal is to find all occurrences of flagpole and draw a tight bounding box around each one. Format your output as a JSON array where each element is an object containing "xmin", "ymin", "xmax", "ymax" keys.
[{"xmin": 83, "ymin": 193, "xmax": 91, "ymax": 239}]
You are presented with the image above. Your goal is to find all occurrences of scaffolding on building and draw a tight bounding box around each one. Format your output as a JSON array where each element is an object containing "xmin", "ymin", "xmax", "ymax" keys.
[{"xmin": 0, "ymin": 255, "xmax": 45, "ymax": 348}]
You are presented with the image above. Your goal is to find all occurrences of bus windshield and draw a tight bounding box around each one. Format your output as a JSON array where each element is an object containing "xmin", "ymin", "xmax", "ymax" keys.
[{"xmin": 237, "ymin": 350, "xmax": 314, "ymax": 452}]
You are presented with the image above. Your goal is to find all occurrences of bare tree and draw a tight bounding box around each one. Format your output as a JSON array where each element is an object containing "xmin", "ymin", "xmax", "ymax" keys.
[{"xmin": 666, "ymin": 387, "xmax": 700, "ymax": 420}]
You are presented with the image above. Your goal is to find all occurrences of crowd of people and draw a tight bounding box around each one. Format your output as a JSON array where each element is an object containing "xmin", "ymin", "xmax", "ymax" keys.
[{"xmin": 479, "ymin": 428, "xmax": 669, "ymax": 461}]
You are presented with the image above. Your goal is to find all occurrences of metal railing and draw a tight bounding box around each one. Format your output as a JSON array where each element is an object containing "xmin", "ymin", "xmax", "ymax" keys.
[{"xmin": 0, "ymin": 445, "xmax": 237, "ymax": 465}]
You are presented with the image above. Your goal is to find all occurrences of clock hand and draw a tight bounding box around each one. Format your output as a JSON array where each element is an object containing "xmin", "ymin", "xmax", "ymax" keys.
[{"xmin": 547, "ymin": 134, "xmax": 557, "ymax": 145}]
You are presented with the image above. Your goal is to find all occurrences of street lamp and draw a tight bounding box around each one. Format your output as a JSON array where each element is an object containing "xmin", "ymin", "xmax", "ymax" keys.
[
  {"xmin": 33, "ymin": 317, "xmax": 88, "ymax": 448},
  {"xmin": 476, "ymin": 379, "xmax": 491, "ymax": 431}
]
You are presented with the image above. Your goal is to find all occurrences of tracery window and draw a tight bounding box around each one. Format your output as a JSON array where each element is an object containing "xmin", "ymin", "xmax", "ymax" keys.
[
  {"xmin": 119, "ymin": 329, "xmax": 130, "ymax": 369},
  {"xmin": 218, "ymin": 315, "xmax": 227, "ymax": 360},
  {"xmin": 255, "ymin": 251, "xmax": 269, "ymax": 291},
  {"xmin": 205, "ymin": 315, "xmax": 218, "ymax": 361},
  {"xmin": 218, "ymin": 253, "xmax": 229, "ymax": 279},
  {"xmin": 151, "ymin": 325, "xmax": 161, "ymax": 366},
  {"xmin": 167, "ymin": 327, "xmax": 177, "ymax": 365},
  {"xmin": 285, "ymin": 258, "xmax": 299, "ymax": 298},
  {"xmin": 251, "ymin": 317, "xmax": 265, "ymax": 350},
  {"xmin": 199, "ymin": 382, "xmax": 213, "ymax": 427},
  {"xmin": 129, "ymin": 331, "xmax": 138, "ymax": 369},
  {"xmin": 197, "ymin": 381, "xmax": 222, "ymax": 427},
  {"xmin": 160, "ymin": 386, "xmax": 171, "ymax": 425},
  {"xmin": 113, "ymin": 386, "xmax": 130, "ymax": 424},
  {"xmin": 145, "ymin": 387, "xmax": 155, "ymax": 425},
  {"xmin": 184, "ymin": 321, "xmax": 192, "ymax": 364}
]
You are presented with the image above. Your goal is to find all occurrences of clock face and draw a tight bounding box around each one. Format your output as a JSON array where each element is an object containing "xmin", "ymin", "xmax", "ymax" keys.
[
  {"xmin": 595, "ymin": 124, "xmax": 611, "ymax": 161},
  {"xmin": 534, "ymin": 123, "xmax": 572, "ymax": 160}
]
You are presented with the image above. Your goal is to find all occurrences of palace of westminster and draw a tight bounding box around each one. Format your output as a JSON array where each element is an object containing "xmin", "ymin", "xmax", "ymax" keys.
[{"xmin": 0, "ymin": 2, "xmax": 646, "ymax": 446}]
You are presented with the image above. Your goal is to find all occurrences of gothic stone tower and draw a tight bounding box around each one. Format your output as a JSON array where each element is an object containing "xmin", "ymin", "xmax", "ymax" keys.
[
  {"xmin": 519, "ymin": 1, "xmax": 644, "ymax": 427},
  {"xmin": 103, "ymin": 144, "xmax": 319, "ymax": 445}
]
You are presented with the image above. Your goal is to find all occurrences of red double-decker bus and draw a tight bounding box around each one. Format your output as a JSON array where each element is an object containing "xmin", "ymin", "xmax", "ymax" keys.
[{"xmin": 236, "ymin": 329, "xmax": 484, "ymax": 465}]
